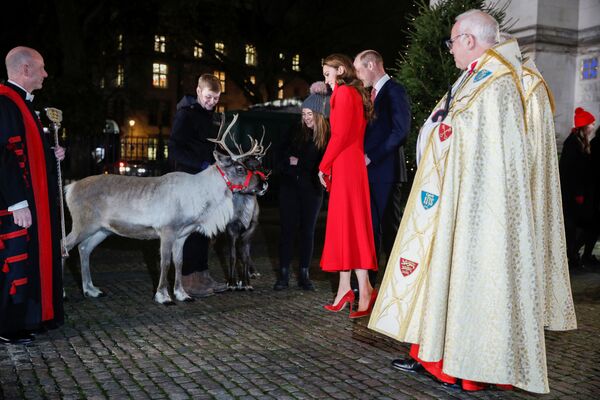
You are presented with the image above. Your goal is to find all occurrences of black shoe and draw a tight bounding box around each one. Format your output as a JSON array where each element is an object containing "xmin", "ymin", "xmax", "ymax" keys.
[
  {"xmin": 274, "ymin": 266, "xmax": 290, "ymax": 291},
  {"xmin": 0, "ymin": 332, "xmax": 35, "ymax": 345},
  {"xmin": 273, "ymin": 280, "xmax": 289, "ymax": 291},
  {"xmin": 441, "ymin": 381, "xmax": 462, "ymax": 390},
  {"xmin": 297, "ymin": 268, "xmax": 315, "ymax": 291},
  {"xmin": 298, "ymin": 279, "xmax": 315, "ymax": 291},
  {"xmin": 391, "ymin": 358, "xmax": 423, "ymax": 373}
]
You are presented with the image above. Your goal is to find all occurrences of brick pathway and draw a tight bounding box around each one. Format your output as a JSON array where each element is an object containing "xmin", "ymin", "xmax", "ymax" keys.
[{"xmin": 1, "ymin": 208, "xmax": 599, "ymax": 399}]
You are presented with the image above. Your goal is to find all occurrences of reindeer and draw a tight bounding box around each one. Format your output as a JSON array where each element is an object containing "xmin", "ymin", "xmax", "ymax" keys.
[
  {"xmin": 64, "ymin": 114, "xmax": 269, "ymax": 305},
  {"xmin": 224, "ymin": 128, "xmax": 270, "ymax": 290}
]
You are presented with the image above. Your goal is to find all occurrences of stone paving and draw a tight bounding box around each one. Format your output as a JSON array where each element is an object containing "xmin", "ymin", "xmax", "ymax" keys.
[{"xmin": 1, "ymin": 207, "xmax": 600, "ymax": 399}]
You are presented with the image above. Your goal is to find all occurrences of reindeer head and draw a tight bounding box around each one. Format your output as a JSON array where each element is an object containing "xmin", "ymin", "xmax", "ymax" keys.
[{"xmin": 210, "ymin": 114, "xmax": 270, "ymax": 196}]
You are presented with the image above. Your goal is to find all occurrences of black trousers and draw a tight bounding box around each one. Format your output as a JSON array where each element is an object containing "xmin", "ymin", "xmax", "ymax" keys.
[
  {"xmin": 278, "ymin": 181, "xmax": 323, "ymax": 273},
  {"xmin": 182, "ymin": 232, "xmax": 209, "ymax": 275},
  {"xmin": 368, "ymin": 182, "xmax": 403, "ymax": 284}
]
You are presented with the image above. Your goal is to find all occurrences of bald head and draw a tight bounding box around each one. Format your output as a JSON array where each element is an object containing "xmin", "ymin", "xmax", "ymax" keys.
[
  {"xmin": 354, "ymin": 50, "xmax": 386, "ymax": 88},
  {"xmin": 5, "ymin": 46, "xmax": 47, "ymax": 92}
]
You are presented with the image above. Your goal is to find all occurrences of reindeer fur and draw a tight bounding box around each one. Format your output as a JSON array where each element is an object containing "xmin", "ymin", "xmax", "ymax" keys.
[{"xmin": 64, "ymin": 153, "xmax": 266, "ymax": 305}]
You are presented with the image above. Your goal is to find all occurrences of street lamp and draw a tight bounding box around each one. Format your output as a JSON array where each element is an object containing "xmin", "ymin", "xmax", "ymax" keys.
[{"xmin": 128, "ymin": 119, "xmax": 135, "ymax": 136}]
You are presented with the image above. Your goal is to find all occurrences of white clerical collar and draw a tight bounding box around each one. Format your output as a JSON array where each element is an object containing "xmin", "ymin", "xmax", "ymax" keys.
[
  {"xmin": 373, "ymin": 74, "xmax": 391, "ymax": 93},
  {"xmin": 8, "ymin": 80, "xmax": 34, "ymax": 101}
]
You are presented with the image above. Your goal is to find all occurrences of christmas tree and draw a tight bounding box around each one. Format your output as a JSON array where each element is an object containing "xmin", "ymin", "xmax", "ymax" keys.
[{"xmin": 396, "ymin": 0, "xmax": 509, "ymax": 168}]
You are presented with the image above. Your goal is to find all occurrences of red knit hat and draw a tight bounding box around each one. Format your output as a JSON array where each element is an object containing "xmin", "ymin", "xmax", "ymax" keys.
[{"xmin": 574, "ymin": 107, "xmax": 595, "ymax": 128}]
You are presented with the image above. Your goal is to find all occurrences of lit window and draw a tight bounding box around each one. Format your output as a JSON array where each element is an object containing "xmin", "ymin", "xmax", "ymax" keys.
[
  {"xmin": 245, "ymin": 44, "xmax": 257, "ymax": 66},
  {"xmin": 214, "ymin": 70, "xmax": 226, "ymax": 92},
  {"xmin": 117, "ymin": 34, "xmax": 123, "ymax": 51},
  {"xmin": 278, "ymin": 53, "xmax": 285, "ymax": 60},
  {"xmin": 292, "ymin": 54, "xmax": 300, "ymax": 71},
  {"xmin": 247, "ymin": 76, "xmax": 256, "ymax": 95},
  {"xmin": 152, "ymin": 63, "xmax": 168, "ymax": 88},
  {"xmin": 154, "ymin": 35, "xmax": 166, "ymax": 53},
  {"xmin": 193, "ymin": 41, "xmax": 203, "ymax": 58},
  {"xmin": 147, "ymin": 141, "xmax": 157, "ymax": 161},
  {"xmin": 582, "ymin": 58, "xmax": 598, "ymax": 80},
  {"xmin": 215, "ymin": 42, "xmax": 225, "ymax": 55},
  {"xmin": 116, "ymin": 65, "xmax": 124, "ymax": 87},
  {"xmin": 277, "ymin": 79, "xmax": 284, "ymax": 99},
  {"xmin": 100, "ymin": 77, "xmax": 105, "ymax": 89},
  {"xmin": 216, "ymin": 105, "xmax": 226, "ymax": 113}
]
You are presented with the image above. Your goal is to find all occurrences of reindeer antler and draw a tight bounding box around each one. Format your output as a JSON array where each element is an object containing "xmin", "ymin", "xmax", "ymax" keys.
[
  {"xmin": 209, "ymin": 114, "xmax": 270, "ymax": 161},
  {"xmin": 253, "ymin": 126, "xmax": 271, "ymax": 158}
]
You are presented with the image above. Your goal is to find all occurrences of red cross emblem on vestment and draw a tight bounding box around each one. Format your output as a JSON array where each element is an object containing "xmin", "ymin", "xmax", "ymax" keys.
[
  {"xmin": 399, "ymin": 258, "xmax": 419, "ymax": 277},
  {"xmin": 438, "ymin": 123, "xmax": 452, "ymax": 142}
]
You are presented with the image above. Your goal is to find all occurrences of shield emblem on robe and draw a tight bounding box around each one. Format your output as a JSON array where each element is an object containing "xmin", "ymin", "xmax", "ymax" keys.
[
  {"xmin": 421, "ymin": 191, "xmax": 439, "ymax": 210},
  {"xmin": 438, "ymin": 123, "xmax": 452, "ymax": 142},
  {"xmin": 399, "ymin": 258, "xmax": 418, "ymax": 277}
]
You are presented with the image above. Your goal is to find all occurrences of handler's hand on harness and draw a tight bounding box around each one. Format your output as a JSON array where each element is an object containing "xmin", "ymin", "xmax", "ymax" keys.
[{"xmin": 12, "ymin": 207, "xmax": 32, "ymax": 228}]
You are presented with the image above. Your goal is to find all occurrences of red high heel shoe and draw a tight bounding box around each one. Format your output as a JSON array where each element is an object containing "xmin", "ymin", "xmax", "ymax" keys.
[
  {"xmin": 349, "ymin": 288, "xmax": 378, "ymax": 319},
  {"xmin": 324, "ymin": 290, "xmax": 355, "ymax": 312}
]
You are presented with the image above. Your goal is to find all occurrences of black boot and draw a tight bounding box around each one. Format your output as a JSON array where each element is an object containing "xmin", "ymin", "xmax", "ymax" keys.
[
  {"xmin": 298, "ymin": 267, "xmax": 315, "ymax": 291},
  {"xmin": 273, "ymin": 266, "xmax": 289, "ymax": 290}
]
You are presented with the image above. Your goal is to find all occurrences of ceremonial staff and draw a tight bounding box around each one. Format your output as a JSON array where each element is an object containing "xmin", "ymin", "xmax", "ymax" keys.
[{"xmin": 44, "ymin": 107, "xmax": 69, "ymax": 257}]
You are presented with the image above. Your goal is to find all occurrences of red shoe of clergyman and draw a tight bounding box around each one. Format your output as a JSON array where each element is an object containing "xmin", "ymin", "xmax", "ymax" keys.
[
  {"xmin": 349, "ymin": 289, "xmax": 378, "ymax": 319},
  {"xmin": 324, "ymin": 290, "xmax": 355, "ymax": 312}
]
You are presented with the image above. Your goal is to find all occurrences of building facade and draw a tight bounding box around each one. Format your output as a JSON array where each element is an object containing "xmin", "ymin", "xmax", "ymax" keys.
[{"xmin": 100, "ymin": 32, "xmax": 309, "ymax": 163}]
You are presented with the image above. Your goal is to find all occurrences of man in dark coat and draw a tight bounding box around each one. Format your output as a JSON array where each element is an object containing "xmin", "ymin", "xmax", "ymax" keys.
[
  {"xmin": 354, "ymin": 50, "xmax": 411, "ymax": 283},
  {"xmin": 0, "ymin": 46, "xmax": 65, "ymax": 344},
  {"xmin": 168, "ymin": 74, "xmax": 227, "ymax": 297}
]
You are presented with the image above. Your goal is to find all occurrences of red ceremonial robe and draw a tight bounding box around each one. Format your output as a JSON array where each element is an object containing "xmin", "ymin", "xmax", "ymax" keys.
[
  {"xmin": 0, "ymin": 83, "xmax": 63, "ymax": 333},
  {"xmin": 409, "ymin": 344, "xmax": 514, "ymax": 391},
  {"xmin": 319, "ymin": 84, "xmax": 377, "ymax": 271}
]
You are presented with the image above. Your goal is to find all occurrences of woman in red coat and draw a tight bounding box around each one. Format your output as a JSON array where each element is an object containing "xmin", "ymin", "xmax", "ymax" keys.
[{"xmin": 318, "ymin": 54, "xmax": 378, "ymax": 318}]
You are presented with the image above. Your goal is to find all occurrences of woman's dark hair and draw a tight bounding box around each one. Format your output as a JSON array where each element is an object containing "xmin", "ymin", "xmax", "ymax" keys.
[
  {"xmin": 323, "ymin": 53, "xmax": 373, "ymax": 121},
  {"xmin": 572, "ymin": 126, "xmax": 592, "ymax": 154}
]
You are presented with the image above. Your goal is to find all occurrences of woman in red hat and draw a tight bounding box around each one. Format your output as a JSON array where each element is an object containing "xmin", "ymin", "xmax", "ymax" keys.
[{"xmin": 559, "ymin": 107, "xmax": 596, "ymax": 268}]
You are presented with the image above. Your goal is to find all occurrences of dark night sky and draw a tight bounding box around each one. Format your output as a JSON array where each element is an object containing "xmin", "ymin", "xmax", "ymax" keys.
[{"xmin": 0, "ymin": 0, "xmax": 418, "ymax": 82}]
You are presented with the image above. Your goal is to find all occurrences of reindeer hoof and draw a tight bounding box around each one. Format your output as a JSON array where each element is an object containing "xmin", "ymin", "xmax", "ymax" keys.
[
  {"xmin": 83, "ymin": 287, "xmax": 105, "ymax": 298},
  {"xmin": 154, "ymin": 292, "xmax": 173, "ymax": 305},
  {"xmin": 174, "ymin": 290, "xmax": 194, "ymax": 302}
]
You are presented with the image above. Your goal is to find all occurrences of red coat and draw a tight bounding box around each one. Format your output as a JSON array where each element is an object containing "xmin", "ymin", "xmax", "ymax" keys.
[{"xmin": 319, "ymin": 84, "xmax": 377, "ymax": 271}]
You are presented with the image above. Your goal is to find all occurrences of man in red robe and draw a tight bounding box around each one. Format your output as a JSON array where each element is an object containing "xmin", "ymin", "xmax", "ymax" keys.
[{"xmin": 0, "ymin": 46, "xmax": 65, "ymax": 344}]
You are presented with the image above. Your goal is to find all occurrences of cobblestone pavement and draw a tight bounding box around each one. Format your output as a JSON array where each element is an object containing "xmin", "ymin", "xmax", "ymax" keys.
[{"xmin": 1, "ymin": 208, "xmax": 599, "ymax": 399}]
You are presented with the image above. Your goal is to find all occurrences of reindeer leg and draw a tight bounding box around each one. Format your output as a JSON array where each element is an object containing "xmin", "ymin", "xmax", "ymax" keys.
[
  {"xmin": 78, "ymin": 231, "xmax": 109, "ymax": 298},
  {"xmin": 228, "ymin": 229, "xmax": 239, "ymax": 290},
  {"xmin": 63, "ymin": 229, "xmax": 80, "ymax": 299},
  {"xmin": 172, "ymin": 237, "xmax": 193, "ymax": 302},
  {"xmin": 240, "ymin": 231, "xmax": 254, "ymax": 291},
  {"xmin": 154, "ymin": 238, "xmax": 175, "ymax": 305}
]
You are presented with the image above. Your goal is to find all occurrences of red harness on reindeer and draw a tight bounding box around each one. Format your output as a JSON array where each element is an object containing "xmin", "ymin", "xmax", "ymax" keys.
[{"xmin": 215, "ymin": 165, "xmax": 267, "ymax": 193}]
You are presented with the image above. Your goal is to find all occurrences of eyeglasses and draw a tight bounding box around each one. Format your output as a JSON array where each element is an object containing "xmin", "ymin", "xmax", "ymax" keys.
[{"xmin": 445, "ymin": 33, "xmax": 469, "ymax": 50}]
